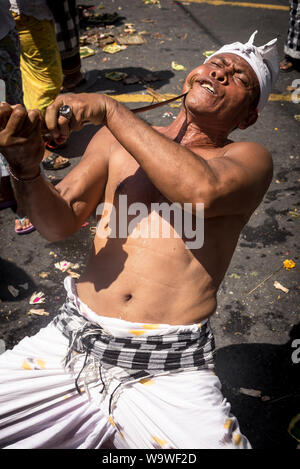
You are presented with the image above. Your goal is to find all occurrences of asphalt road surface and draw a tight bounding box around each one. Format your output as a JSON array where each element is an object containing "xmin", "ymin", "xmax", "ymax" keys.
[{"xmin": 0, "ymin": 0, "xmax": 299, "ymax": 449}]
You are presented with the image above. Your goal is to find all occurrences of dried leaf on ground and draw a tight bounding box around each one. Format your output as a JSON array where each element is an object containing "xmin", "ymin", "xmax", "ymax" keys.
[
  {"xmin": 103, "ymin": 43, "xmax": 127, "ymax": 54},
  {"xmin": 203, "ymin": 50, "xmax": 216, "ymax": 58},
  {"xmin": 143, "ymin": 73, "xmax": 160, "ymax": 83},
  {"xmin": 8, "ymin": 285, "xmax": 19, "ymax": 297},
  {"xmin": 105, "ymin": 71, "xmax": 128, "ymax": 81},
  {"xmin": 288, "ymin": 209, "xmax": 300, "ymax": 218},
  {"xmin": 171, "ymin": 61, "xmax": 186, "ymax": 71},
  {"xmin": 273, "ymin": 281, "xmax": 289, "ymax": 293},
  {"xmin": 39, "ymin": 272, "xmax": 50, "ymax": 278},
  {"xmin": 123, "ymin": 75, "xmax": 141, "ymax": 85},
  {"xmin": 116, "ymin": 34, "xmax": 146, "ymax": 45},
  {"xmin": 28, "ymin": 309, "xmax": 49, "ymax": 316},
  {"xmin": 67, "ymin": 270, "xmax": 81, "ymax": 279},
  {"xmin": 80, "ymin": 46, "xmax": 95, "ymax": 58},
  {"xmin": 146, "ymin": 87, "xmax": 169, "ymax": 102},
  {"xmin": 239, "ymin": 387, "xmax": 262, "ymax": 398}
]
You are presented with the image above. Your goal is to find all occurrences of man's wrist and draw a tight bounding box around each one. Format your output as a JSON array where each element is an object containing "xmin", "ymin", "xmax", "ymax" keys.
[
  {"xmin": 103, "ymin": 95, "xmax": 118, "ymax": 127},
  {"xmin": 9, "ymin": 166, "xmax": 41, "ymax": 183}
]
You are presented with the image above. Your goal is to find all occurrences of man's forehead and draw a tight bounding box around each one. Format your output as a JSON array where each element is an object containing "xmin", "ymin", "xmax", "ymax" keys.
[{"xmin": 206, "ymin": 53, "xmax": 258, "ymax": 80}]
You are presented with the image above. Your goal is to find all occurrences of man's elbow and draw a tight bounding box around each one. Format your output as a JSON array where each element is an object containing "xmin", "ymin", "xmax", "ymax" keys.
[{"xmin": 39, "ymin": 225, "xmax": 78, "ymax": 243}]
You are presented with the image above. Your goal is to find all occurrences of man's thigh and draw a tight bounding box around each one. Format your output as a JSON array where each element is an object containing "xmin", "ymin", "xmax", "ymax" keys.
[
  {"xmin": 0, "ymin": 323, "xmax": 115, "ymax": 449},
  {"xmin": 112, "ymin": 370, "xmax": 251, "ymax": 449}
]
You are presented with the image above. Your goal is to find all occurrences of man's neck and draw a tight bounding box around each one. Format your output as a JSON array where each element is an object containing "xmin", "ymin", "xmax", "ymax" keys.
[{"xmin": 161, "ymin": 107, "xmax": 231, "ymax": 150}]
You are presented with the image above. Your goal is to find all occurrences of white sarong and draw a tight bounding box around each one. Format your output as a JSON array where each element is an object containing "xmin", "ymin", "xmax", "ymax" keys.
[{"xmin": 0, "ymin": 277, "xmax": 251, "ymax": 449}]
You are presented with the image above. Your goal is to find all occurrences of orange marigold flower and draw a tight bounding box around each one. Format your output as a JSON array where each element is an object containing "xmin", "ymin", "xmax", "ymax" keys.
[{"xmin": 283, "ymin": 259, "xmax": 296, "ymax": 270}]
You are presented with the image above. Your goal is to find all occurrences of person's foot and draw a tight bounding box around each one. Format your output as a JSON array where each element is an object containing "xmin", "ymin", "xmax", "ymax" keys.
[
  {"xmin": 280, "ymin": 57, "xmax": 294, "ymax": 72},
  {"xmin": 60, "ymin": 71, "xmax": 86, "ymax": 93},
  {"xmin": 42, "ymin": 148, "xmax": 70, "ymax": 170},
  {"xmin": 15, "ymin": 216, "xmax": 35, "ymax": 235}
]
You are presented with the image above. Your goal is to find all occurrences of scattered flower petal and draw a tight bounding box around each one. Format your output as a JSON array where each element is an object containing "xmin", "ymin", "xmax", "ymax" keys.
[
  {"xmin": 55, "ymin": 261, "xmax": 72, "ymax": 272},
  {"xmin": 273, "ymin": 281, "xmax": 289, "ymax": 293},
  {"xmin": 283, "ymin": 259, "xmax": 296, "ymax": 270},
  {"xmin": 29, "ymin": 292, "xmax": 45, "ymax": 304}
]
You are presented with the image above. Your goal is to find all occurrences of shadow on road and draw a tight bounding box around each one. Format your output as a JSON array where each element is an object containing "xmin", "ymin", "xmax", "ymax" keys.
[
  {"xmin": 216, "ymin": 323, "xmax": 300, "ymax": 448},
  {"xmin": 0, "ymin": 258, "xmax": 36, "ymax": 302}
]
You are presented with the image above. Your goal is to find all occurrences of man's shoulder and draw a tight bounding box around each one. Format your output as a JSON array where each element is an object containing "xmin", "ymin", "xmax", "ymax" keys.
[
  {"xmin": 224, "ymin": 140, "xmax": 271, "ymax": 158},
  {"xmin": 223, "ymin": 140, "xmax": 273, "ymax": 174}
]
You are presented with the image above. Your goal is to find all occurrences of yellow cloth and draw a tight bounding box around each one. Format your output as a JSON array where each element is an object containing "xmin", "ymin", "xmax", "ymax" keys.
[{"xmin": 11, "ymin": 12, "xmax": 62, "ymax": 115}]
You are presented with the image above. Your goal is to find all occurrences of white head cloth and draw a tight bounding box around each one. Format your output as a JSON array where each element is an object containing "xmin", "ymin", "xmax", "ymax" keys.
[{"xmin": 204, "ymin": 31, "xmax": 279, "ymax": 112}]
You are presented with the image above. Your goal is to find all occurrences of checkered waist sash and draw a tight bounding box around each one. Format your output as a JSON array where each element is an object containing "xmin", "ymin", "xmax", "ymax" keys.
[{"xmin": 53, "ymin": 296, "xmax": 216, "ymax": 393}]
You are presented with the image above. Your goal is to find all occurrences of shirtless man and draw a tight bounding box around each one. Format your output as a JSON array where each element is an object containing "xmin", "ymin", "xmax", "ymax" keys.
[{"xmin": 0, "ymin": 33, "xmax": 279, "ymax": 449}]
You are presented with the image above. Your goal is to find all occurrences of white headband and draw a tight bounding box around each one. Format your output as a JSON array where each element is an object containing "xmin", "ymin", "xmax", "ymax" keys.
[{"xmin": 204, "ymin": 31, "xmax": 279, "ymax": 112}]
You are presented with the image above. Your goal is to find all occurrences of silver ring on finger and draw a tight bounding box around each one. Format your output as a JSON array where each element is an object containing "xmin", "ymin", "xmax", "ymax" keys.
[{"xmin": 58, "ymin": 105, "xmax": 73, "ymax": 120}]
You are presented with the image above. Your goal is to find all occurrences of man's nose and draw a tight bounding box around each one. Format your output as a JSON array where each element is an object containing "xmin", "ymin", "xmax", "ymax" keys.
[{"xmin": 210, "ymin": 65, "xmax": 233, "ymax": 84}]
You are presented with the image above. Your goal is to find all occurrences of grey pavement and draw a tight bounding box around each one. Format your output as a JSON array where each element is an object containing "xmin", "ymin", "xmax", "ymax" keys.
[{"xmin": 0, "ymin": 0, "xmax": 299, "ymax": 449}]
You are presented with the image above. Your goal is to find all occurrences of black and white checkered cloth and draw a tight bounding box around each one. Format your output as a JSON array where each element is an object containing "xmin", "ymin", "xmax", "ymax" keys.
[
  {"xmin": 47, "ymin": 0, "xmax": 79, "ymax": 59},
  {"xmin": 53, "ymin": 296, "xmax": 216, "ymax": 392},
  {"xmin": 285, "ymin": 0, "xmax": 300, "ymax": 60}
]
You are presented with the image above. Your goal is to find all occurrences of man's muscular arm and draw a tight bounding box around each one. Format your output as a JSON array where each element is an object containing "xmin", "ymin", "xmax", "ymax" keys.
[
  {"xmin": 46, "ymin": 93, "xmax": 273, "ymax": 219},
  {"xmin": 105, "ymin": 100, "xmax": 273, "ymax": 217}
]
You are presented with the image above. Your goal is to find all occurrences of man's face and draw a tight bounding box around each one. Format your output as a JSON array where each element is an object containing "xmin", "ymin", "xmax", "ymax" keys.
[{"xmin": 183, "ymin": 53, "xmax": 260, "ymax": 130}]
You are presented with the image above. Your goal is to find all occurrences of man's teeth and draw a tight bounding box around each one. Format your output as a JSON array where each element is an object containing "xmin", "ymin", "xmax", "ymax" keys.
[{"xmin": 201, "ymin": 83, "xmax": 214, "ymax": 94}]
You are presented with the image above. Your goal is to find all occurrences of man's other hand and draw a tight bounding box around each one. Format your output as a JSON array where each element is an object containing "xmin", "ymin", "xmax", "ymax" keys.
[
  {"xmin": 45, "ymin": 93, "xmax": 109, "ymax": 144},
  {"xmin": 0, "ymin": 103, "xmax": 44, "ymax": 179}
]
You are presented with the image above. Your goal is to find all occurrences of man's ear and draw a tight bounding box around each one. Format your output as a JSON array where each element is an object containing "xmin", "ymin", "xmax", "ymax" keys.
[{"xmin": 237, "ymin": 108, "xmax": 258, "ymax": 130}]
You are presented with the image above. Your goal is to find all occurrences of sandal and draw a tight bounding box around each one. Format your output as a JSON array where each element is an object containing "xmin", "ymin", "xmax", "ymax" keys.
[
  {"xmin": 280, "ymin": 57, "xmax": 294, "ymax": 72},
  {"xmin": 15, "ymin": 216, "xmax": 35, "ymax": 235},
  {"xmin": 42, "ymin": 153, "xmax": 70, "ymax": 170}
]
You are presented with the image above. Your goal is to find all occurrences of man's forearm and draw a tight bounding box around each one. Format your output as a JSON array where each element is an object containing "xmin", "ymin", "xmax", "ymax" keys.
[
  {"xmin": 105, "ymin": 98, "xmax": 215, "ymax": 208},
  {"xmin": 11, "ymin": 175, "xmax": 79, "ymax": 241}
]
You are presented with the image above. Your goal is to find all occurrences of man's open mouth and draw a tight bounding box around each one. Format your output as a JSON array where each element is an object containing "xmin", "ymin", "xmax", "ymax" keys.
[
  {"xmin": 189, "ymin": 76, "xmax": 216, "ymax": 95},
  {"xmin": 200, "ymin": 82, "xmax": 215, "ymax": 94}
]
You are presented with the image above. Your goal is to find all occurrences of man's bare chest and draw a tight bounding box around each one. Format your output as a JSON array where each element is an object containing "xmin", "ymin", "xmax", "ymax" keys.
[{"xmin": 106, "ymin": 152, "xmax": 167, "ymax": 208}]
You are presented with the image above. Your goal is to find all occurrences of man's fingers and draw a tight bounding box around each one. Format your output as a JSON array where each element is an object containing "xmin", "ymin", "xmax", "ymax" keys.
[
  {"xmin": 19, "ymin": 109, "xmax": 42, "ymax": 138},
  {"xmin": 6, "ymin": 105, "xmax": 27, "ymax": 135},
  {"xmin": 0, "ymin": 102, "xmax": 13, "ymax": 130},
  {"xmin": 45, "ymin": 97, "xmax": 69, "ymax": 141}
]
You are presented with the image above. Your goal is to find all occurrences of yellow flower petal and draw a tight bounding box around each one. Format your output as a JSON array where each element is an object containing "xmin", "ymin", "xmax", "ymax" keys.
[
  {"xmin": 152, "ymin": 435, "xmax": 167, "ymax": 447},
  {"xmin": 129, "ymin": 330, "xmax": 146, "ymax": 336},
  {"xmin": 35, "ymin": 358, "xmax": 45, "ymax": 369},
  {"xmin": 142, "ymin": 324, "xmax": 160, "ymax": 330},
  {"xmin": 139, "ymin": 378, "xmax": 155, "ymax": 385},
  {"xmin": 108, "ymin": 416, "xmax": 116, "ymax": 427},
  {"xmin": 283, "ymin": 259, "xmax": 296, "ymax": 270},
  {"xmin": 224, "ymin": 418, "xmax": 233, "ymax": 430},
  {"xmin": 21, "ymin": 360, "xmax": 32, "ymax": 370},
  {"xmin": 233, "ymin": 433, "xmax": 242, "ymax": 445}
]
